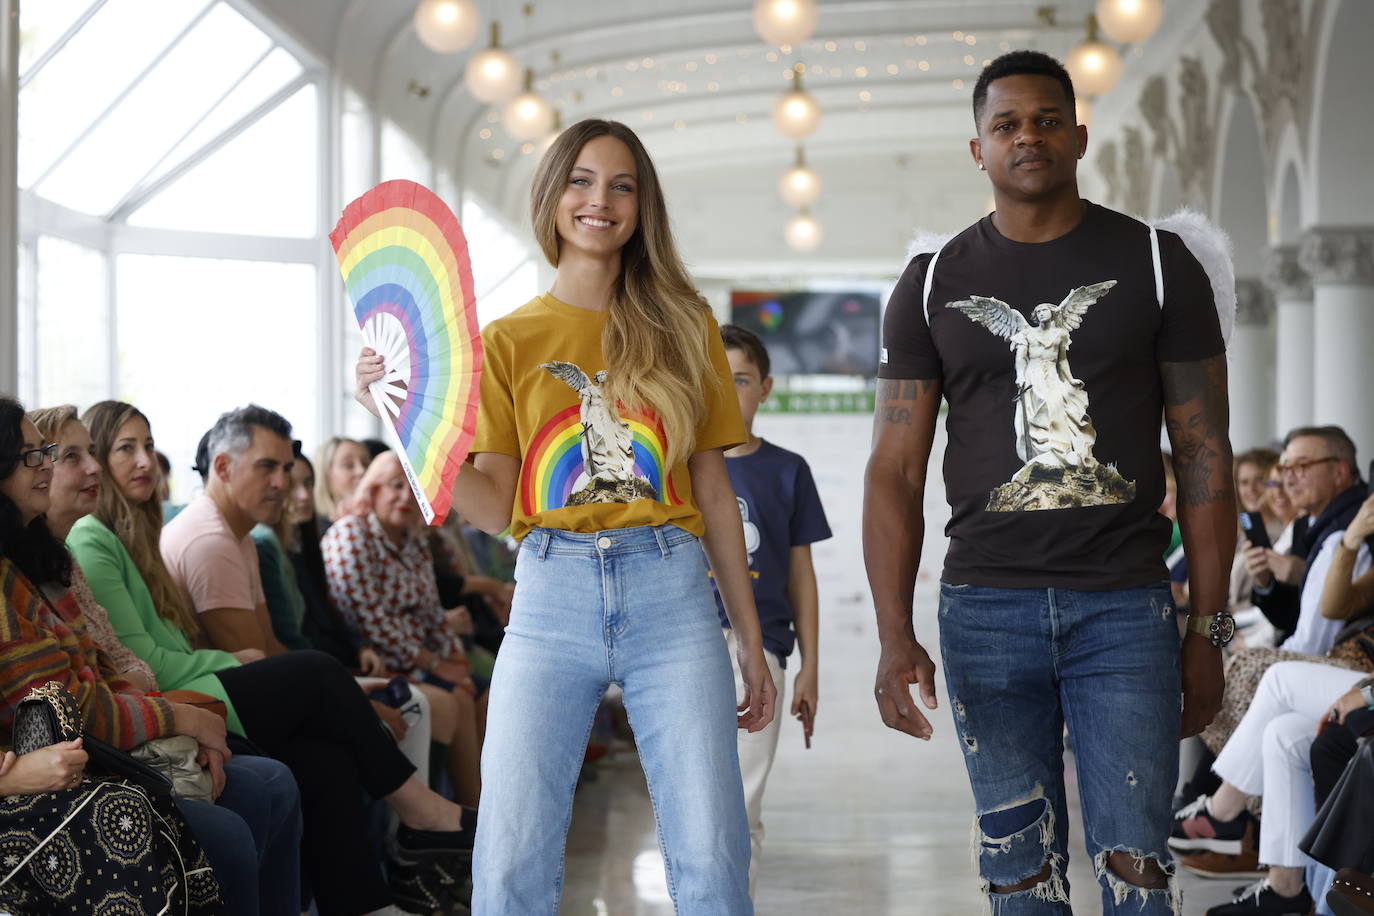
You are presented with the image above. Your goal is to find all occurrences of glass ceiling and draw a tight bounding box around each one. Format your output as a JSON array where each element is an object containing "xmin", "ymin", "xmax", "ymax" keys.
[{"xmin": 18, "ymin": 0, "xmax": 305, "ymax": 222}]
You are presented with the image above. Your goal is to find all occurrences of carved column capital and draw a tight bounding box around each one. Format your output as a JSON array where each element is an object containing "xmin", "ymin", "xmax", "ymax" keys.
[
  {"xmin": 1262, "ymin": 245, "xmax": 1312, "ymax": 301},
  {"xmin": 1234, "ymin": 278, "xmax": 1275, "ymax": 326},
  {"xmin": 1298, "ymin": 228, "xmax": 1374, "ymax": 285}
]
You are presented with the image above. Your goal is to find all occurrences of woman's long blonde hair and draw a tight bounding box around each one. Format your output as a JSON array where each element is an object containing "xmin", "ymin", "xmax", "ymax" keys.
[
  {"xmin": 313, "ymin": 436, "xmax": 368, "ymax": 522},
  {"xmin": 531, "ymin": 119, "xmax": 714, "ymax": 467},
  {"xmin": 81, "ymin": 400, "xmax": 203, "ymax": 644}
]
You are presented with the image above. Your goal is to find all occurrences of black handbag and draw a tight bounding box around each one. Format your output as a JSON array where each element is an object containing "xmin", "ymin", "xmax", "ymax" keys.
[{"xmin": 13, "ymin": 681, "xmax": 174, "ymax": 798}]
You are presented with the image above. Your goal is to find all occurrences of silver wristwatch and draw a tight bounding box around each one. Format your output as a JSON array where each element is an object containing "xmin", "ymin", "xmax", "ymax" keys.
[{"xmin": 1186, "ymin": 612, "xmax": 1236, "ymax": 648}]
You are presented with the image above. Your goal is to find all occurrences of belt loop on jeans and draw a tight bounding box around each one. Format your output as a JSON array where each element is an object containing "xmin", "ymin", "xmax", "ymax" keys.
[
  {"xmin": 537, "ymin": 530, "xmax": 552, "ymax": 560},
  {"xmin": 653, "ymin": 526, "xmax": 670, "ymax": 558}
]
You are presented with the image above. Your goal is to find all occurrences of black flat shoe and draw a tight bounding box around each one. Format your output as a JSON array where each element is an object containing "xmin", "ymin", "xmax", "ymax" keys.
[{"xmin": 396, "ymin": 807, "xmax": 478, "ymax": 861}]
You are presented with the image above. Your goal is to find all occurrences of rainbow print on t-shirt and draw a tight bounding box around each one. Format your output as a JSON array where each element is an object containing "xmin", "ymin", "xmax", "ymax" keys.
[{"xmin": 520, "ymin": 402, "xmax": 682, "ymax": 516}]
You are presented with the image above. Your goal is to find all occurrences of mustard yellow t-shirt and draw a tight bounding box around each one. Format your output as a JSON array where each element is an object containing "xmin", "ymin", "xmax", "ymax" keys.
[{"xmin": 471, "ymin": 293, "xmax": 745, "ymax": 540}]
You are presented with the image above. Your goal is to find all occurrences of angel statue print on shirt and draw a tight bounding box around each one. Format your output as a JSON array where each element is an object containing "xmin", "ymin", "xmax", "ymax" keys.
[
  {"xmin": 540, "ymin": 360, "xmax": 660, "ymax": 506},
  {"xmin": 948, "ymin": 279, "xmax": 1137, "ymax": 512}
]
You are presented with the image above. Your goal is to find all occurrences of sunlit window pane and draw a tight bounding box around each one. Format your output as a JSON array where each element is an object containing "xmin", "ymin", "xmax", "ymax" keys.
[
  {"xmin": 478, "ymin": 259, "xmax": 538, "ymax": 327},
  {"xmin": 144, "ymin": 47, "xmax": 303, "ymax": 192},
  {"xmin": 117, "ymin": 255, "xmax": 317, "ymax": 503},
  {"xmin": 462, "ymin": 192, "xmax": 534, "ymax": 300},
  {"xmin": 381, "ymin": 119, "xmax": 428, "ymax": 183},
  {"xmin": 15, "ymin": 242, "xmax": 35, "ymax": 404},
  {"xmin": 37, "ymin": 3, "xmax": 272, "ymax": 216},
  {"xmin": 18, "ymin": 0, "xmax": 206, "ymax": 187},
  {"xmin": 34, "ymin": 237, "xmax": 108, "ymax": 409},
  {"xmin": 18, "ymin": 0, "xmax": 92, "ymax": 76},
  {"xmin": 128, "ymin": 83, "xmax": 318, "ymax": 236},
  {"xmin": 341, "ymin": 89, "xmax": 373, "ymax": 205}
]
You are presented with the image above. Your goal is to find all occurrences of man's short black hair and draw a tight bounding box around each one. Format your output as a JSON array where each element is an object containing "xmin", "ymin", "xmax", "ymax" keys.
[{"xmin": 972, "ymin": 50, "xmax": 1076, "ymax": 125}]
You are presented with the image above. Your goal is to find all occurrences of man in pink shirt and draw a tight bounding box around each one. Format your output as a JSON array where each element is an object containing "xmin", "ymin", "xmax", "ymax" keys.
[{"xmin": 162, "ymin": 405, "xmax": 293, "ymax": 657}]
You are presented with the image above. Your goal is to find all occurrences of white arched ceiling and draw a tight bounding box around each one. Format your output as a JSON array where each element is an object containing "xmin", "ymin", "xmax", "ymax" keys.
[
  {"xmin": 1213, "ymin": 90, "xmax": 1267, "ymax": 278},
  {"xmin": 1310, "ymin": 0, "xmax": 1374, "ymax": 224},
  {"xmin": 242, "ymin": 0, "xmax": 1102, "ymax": 268}
]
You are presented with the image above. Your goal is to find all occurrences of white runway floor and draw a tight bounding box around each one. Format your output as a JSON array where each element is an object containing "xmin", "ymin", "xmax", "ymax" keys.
[{"xmin": 558, "ymin": 414, "xmax": 1238, "ymax": 915}]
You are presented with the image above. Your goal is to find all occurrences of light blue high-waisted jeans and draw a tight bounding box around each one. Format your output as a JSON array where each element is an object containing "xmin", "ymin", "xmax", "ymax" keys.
[
  {"xmin": 473, "ymin": 525, "xmax": 752, "ymax": 915},
  {"xmin": 938, "ymin": 582, "xmax": 1182, "ymax": 916}
]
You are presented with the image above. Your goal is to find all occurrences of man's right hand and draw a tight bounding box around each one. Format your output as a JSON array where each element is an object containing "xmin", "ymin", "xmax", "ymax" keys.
[
  {"xmin": 874, "ymin": 635, "xmax": 939, "ymax": 740},
  {"xmin": 1243, "ymin": 544, "xmax": 1275, "ymax": 588}
]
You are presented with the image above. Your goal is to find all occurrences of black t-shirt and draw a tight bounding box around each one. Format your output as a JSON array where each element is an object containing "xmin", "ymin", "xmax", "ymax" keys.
[{"xmin": 880, "ymin": 202, "xmax": 1224, "ymax": 589}]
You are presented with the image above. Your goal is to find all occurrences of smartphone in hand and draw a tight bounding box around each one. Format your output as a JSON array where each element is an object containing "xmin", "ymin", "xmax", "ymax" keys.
[{"xmin": 1239, "ymin": 511, "xmax": 1271, "ymax": 550}]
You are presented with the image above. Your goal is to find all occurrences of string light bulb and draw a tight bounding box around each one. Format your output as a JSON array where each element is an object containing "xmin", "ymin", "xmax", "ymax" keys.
[
  {"xmin": 502, "ymin": 69, "xmax": 556, "ymax": 140},
  {"xmin": 778, "ymin": 146, "xmax": 821, "ymax": 207},
  {"xmin": 1096, "ymin": 0, "xmax": 1163, "ymax": 45},
  {"xmin": 753, "ymin": 0, "xmax": 818, "ymax": 47},
  {"xmin": 1065, "ymin": 15, "xmax": 1122, "ymax": 97},
  {"xmin": 414, "ymin": 0, "xmax": 480, "ymax": 54},
  {"xmin": 465, "ymin": 22, "xmax": 522, "ymax": 103}
]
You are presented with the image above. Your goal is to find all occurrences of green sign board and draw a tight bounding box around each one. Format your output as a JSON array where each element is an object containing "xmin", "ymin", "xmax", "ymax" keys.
[{"xmin": 758, "ymin": 391, "xmax": 875, "ymax": 414}]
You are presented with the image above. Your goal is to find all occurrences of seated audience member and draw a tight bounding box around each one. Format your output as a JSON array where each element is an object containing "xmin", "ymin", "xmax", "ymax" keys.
[
  {"xmin": 1247, "ymin": 427, "xmax": 1369, "ymax": 651},
  {"xmin": 4, "ymin": 398, "xmax": 299, "ymax": 914},
  {"xmin": 1231, "ymin": 462, "xmax": 1301, "ymax": 650},
  {"xmin": 361, "ymin": 438, "xmax": 390, "ymax": 461},
  {"xmin": 231, "ymin": 437, "xmax": 434, "ymax": 785},
  {"xmin": 1169, "ymin": 662, "xmax": 1368, "ymax": 915},
  {"xmin": 1301, "ymin": 683, "xmax": 1374, "ymax": 913},
  {"xmin": 313, "ymin": 436, "xmax": 370, "ymax": 529},
  {"xmin": 1228, "ymin": 449, "xmax": 1282, "ymax": 615},
  {"xmin": 323, "ymin": 451, "xmax": 484, "ymax": 807},
  {"xmin": 429, "ymin": 515, "xmax": 512, "ymax": 662},
  {"xmin": 66, "ymin": 400, "xmax": 478, "ymax": 916},
  {"xmin": 1200, "ymin": 428, "xmax": 1372, "ymax": 756}
]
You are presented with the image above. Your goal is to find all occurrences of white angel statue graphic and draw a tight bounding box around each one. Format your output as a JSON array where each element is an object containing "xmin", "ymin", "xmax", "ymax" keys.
[
  {"xmin": 541, "ymin": 360, "xmax": 658, "ymax": 505},
  {"xmin": 948, "ymin": 280, "xmax": 1136, "ymax": 511}
]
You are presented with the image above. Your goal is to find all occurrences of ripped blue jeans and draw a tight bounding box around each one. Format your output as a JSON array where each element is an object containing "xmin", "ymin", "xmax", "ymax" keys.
[{"xmin": 938, "ymin": 583, "xmax": 1182, "ymax": 915}]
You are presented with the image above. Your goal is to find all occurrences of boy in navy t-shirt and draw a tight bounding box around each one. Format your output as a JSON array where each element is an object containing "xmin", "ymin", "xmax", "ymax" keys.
[{"xmin": 714, "ymin": 324, "xmax": 831, "ymax": 895}]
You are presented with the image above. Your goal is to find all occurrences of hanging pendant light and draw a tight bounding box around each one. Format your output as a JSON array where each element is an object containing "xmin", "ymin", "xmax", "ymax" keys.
[
  {"xmin": 503, "ymin": 69, "xmax": 556, "ymax": 141},
  {"xmin": 466, "ymin": 22, "xmax": 522, "ymax": 103},
  {"xmin": 785, "ymin": 208, "xmax": 822, "ymax": 251},
  {"xmin": 1096, "ymin": 0, "xmax": 1163, "ymax": 45},
  {"xmin": 778, "ymin": 146, "xmax": 821, "ymax": 208},
  {"xmin": 772, "ymin": 68, "xmax": 821, "ymax": 140},
  {"xmin": 753, "ymin": 0, "xmax": 818, "ymax": 47},
  {"xmin": 414, "ymin": 0, "xmax": 480, "ymax": 54},
  {"xmin": 1065, "ymin": 15, "xmax": 1122, "ymax": 97}
]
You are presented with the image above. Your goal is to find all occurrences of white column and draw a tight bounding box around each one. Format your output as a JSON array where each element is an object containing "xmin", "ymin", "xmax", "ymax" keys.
[
  {"xmin": 1262, "ymin": 245, "xmax": 1314, "ymax": 438},
  {"xmin": 1300, "ymin": 228, "xmax": 1374, "ymax": 459},
  {"xmin": 1228, "ymin": 279, "xmax": 1276, "ymax": 451},
  {"xmin": 0, "ymin": 0, "xmax": 19, "ymax": 395}
]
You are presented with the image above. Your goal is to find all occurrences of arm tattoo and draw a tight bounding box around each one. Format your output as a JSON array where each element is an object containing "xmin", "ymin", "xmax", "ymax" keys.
[
  {"xmin": 877, "ymin": 379, "xmax": 936, "ymax": 425},
  {"xmin": 1161, "ymin": 355, "xmax": 1233, "ymax": 507}
]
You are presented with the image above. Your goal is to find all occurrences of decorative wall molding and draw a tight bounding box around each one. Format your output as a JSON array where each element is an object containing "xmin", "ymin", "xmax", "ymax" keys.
[
  {"xmin": 1235, "ymin": 277, "xmax": 1276, "ymax": 326},
  {"xmin": 1298, "ymin": 228, "xmax": 1374, "ymax": 286},
  {"xmin": 1262, "ymin": 244, "xmax": 1313, "ymax": 301},
  {"xmin": 1122, "ymin": 127, "xmax": 1150, "ymax": 217},
  {"xmin": 1097, "ymin": 140, "xmax": 1121, "ymax": 210},
  {"xmin": 1176, "ymin": 57, "xmax": 1215, "ymax": 210}
]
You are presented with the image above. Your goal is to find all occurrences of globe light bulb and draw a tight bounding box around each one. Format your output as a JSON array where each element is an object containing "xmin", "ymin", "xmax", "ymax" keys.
[
  {"xmin": 1096, "ymin": 0, "xmax": 1163, "ymax": 45},
  {"xmin": 414, "ymin": 0, "xmax": 480, "ymax": 54},
  {"xmin": 753, "ymin": 0, "xmax": 818, "ymax": 47},
  {"xmin": 785, "ymin": 210, "xmax": 822, "ymax": 251},
  {"xmin": 465, "ymin": 23, "xmax": 522, "ymax": 104},
  {"xmin": 1065, "ymin": 17, "xmax": 1122, "ymax": 97},
  {"xmin": 778, "ymin": 148, "xmax": 821, "ymax": 207},
  {"xmin": 502, "ymin": 71, "xmax": 555, "ymax": 141},
  {"xmin": 772, "ymin": 87, "xmax": 821, "ymax": 139}
]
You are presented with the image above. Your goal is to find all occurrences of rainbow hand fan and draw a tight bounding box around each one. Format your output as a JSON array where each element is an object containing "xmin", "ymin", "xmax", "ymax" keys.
[{"xmin": 330, "ymin": 180, "xmax": 482, "ymax": 526}]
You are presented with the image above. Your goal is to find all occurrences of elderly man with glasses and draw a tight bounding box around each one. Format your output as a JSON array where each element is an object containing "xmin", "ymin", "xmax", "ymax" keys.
[{"xmin": 1246, "ymin": 425, "xmax": 1371, "ymax": 653}]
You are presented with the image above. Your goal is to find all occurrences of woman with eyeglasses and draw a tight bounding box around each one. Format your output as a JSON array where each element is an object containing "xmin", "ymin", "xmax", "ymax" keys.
[
  {"xmin": 66, "ymin": 399, "xmax": 481, "ymax": 916},
  {"xmin": 0, "ymin": 397, "xmax": 236, "ymax": 914}
]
